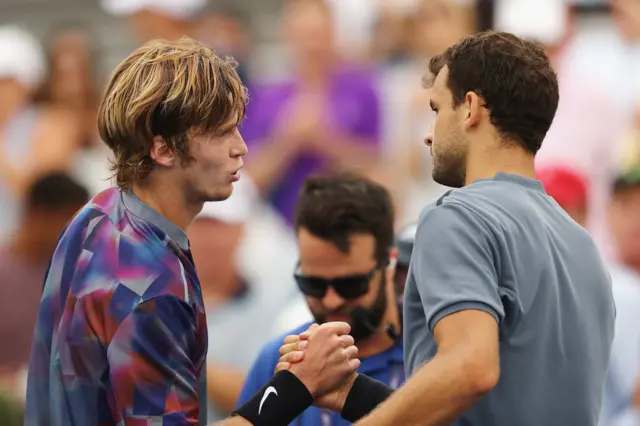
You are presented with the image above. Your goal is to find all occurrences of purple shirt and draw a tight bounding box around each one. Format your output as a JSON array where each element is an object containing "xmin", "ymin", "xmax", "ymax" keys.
[{"xmin": 241, "ymin": 65, "xmax": 381, "ymax": 224}]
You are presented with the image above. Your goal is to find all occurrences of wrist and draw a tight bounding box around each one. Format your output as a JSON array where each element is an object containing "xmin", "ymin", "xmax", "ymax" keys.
[
  {"xmin": 341, "ymin": 374, "xmax": 394, "ymax": 422},
  {"xmin": 233, "ymin": 370, "xmax": 313, "ymax": 426},
  {"xmin": 289, "ymin": 364, "xmax": 320, "ymax": 398},
  {"xmin": 334, "ymin": 373, "xmax": 359, "ymax": 412}
]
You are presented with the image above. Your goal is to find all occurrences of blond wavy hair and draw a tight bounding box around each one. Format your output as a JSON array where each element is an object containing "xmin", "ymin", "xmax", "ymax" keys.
[{"xmin": 97, "ymin": 37, "xmax": 248, "ymax": 190}]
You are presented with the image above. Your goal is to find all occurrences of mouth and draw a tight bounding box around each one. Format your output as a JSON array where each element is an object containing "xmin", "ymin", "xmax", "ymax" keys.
[{"xmin": 230, "ymin": 165, "xmax": 243, "ymax": 182}]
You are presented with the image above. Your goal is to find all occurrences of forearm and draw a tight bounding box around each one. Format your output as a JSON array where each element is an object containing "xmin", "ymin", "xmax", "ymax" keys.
[
  {"xmin": 355, "ymin": 354, "xmax": 492, "ymax": 426},
  {"xmin": 207, "ymin": 364, "xmax": 246, "ymax": 414}
]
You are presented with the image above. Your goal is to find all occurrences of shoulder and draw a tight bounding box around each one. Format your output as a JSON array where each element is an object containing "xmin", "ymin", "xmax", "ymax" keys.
[
  {"xmin": 63, "ymin": 189, "xmax": 191, "ymax": 306},
  {"xmin": 417, "ymin": 190, "xmax": 493, "ymax": 234}
]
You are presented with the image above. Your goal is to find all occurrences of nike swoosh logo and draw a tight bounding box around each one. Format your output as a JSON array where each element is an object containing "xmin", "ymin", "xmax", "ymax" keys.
[{"xmin": 258, "ymin": 386, "xmax": 278, "ymax": 415}]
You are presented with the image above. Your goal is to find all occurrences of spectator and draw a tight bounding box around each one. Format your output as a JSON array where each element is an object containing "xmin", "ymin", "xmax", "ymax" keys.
[
  {"xmin": 0, "ymin": 25, "xmax": 79, "ymax": 241},
  {"xmin": 237, "ymin": 173, "xmax": 405, "ymax": 425},
  {"xmin": 241, "ymin": 0, "xmax": 382, "ymax": 226},
  {"xmin": 0, "ymin": 173, "xmax": 88, "ymax": 396},
  {"xmin": 599, "ymin": 164, "xmax": 640, "ymax": 426},
  {"xmin": 381, "ymin": 0, "xmax": 476, "ymax": 225},
  {"xmin": 36, "ymin": 24, "xmax": 115, "ymax": 197},
  {"xmin": 194, "ymin": 5, "xmax": 252, "ymax": 88},
  {"xmin": 37, "ymin": 24, "xmax": 100, "ymax": 148},
  {"xmin": 537, "ymin": 166, "xmax": 589, "ymax": 227},
  {"xmin": 189, "ymin": 176, "xmax": 300, "ymax": 422}
]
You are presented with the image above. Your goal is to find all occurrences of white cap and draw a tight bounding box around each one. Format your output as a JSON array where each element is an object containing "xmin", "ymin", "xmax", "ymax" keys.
[
  {"xmin": 197, "ymin": 175, "xmax": 258, "ymax": 224},
  {"xmin": 101, "ymin": 0, "xmax": 206, "ymax": 19},
  {"xmin": 494, "ymin": 0, "xmax": 568, "ymax": 46},
  {"xmin": 0, "ymin": 25, "xmax": 46, "ymax": 90}
]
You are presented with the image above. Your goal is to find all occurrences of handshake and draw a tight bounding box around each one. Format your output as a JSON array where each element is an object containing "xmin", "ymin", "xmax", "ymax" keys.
[
  {"xmin": 275, "ymin": 322, "xmax": 360, "ymax": 413},
  {"xmin": 232, "ymin": 321, "xmax": 394, "ymax": 425}
]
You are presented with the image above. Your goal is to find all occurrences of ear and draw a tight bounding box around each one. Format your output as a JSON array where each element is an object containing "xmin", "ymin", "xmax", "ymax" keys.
[
  {"xmin": 464, "ymin": 91, "xmax": 483, "ymax": 130},
  {"xmin": 150, "ymin": 136, "xmax": 176, "ymax": 168}
]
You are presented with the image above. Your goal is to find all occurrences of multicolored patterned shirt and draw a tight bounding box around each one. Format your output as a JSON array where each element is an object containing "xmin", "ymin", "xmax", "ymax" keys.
[{"xmin": 25, "ymin": 188, "xmax": 209, "ymax": 426}]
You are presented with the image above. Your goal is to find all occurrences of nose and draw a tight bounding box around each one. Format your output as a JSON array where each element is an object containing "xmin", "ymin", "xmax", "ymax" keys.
[
  {"xmin": 424, "ymin": 127, "xmax": 434, "ymax": 147},
  {"xmin": 321, "ymin": 286, "xmax": 345, "ymax": 311},
  {"xmin": 231, "ymin": 130, "xmax": 249, "ymax": 158}
]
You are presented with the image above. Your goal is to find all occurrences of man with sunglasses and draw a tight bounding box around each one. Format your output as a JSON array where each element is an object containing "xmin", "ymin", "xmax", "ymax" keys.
[{"xmin": 236, "ymin": 173, "xmax": 405, "ymax": 426}]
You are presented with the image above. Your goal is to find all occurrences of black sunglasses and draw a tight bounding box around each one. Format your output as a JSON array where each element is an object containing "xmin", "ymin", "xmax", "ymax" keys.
[{"xmin": 294, "ymin": 262, "xmax": 385, "ymax": 300}]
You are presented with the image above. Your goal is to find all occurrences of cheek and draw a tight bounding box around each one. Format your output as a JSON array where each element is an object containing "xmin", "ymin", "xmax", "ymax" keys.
[
  {"xmin": 306, "ymin": 297, "xmax": 323, "ymax": 310},
  {"xmin": 350, "ymin": 279, "xmax": 379, "ymax": 307}
]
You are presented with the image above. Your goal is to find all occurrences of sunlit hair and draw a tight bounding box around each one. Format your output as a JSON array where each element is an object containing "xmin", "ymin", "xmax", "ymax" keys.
[{"xmin": 97, "ymin": 37, "xmax": 248, "ymax": 190}]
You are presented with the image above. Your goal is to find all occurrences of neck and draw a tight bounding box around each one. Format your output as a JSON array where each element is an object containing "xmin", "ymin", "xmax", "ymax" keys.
[
  {"xmin": 464, "ymin": 139, "xmax": 536, "ymax": 187},
  {"xmin": 131, "ymin": 180, "xmax": 201, "ymax": 232},
  {"xmin": 356, "ymin": 300, "xmax": 401, "ymax": 359}
]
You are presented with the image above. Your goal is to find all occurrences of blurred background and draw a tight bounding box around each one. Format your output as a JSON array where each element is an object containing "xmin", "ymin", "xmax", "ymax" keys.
[{"xmin": 1, "ymin": 0, "xmax": 640, "ymax": 424}]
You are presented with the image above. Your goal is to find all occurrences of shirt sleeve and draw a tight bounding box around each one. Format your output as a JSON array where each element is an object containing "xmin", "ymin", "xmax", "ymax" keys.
[
  {"xmin": 107, "ymin": 294, "xmax": 200, "ymax": 425},
  {"xmin": 413, "ymin": 201, "xmax": 505, "ymax": 331}
]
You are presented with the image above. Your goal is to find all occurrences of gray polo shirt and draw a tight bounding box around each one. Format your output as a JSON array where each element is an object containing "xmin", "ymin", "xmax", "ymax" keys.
[{"xmin": 404, "ymin": 172, "xmax": 615, "ymax": 426}]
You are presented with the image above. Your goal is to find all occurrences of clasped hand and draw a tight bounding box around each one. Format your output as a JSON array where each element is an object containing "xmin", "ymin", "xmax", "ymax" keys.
[{"xmin": 275, "ymin": 323, "xmax": 360, "ymax": 413}]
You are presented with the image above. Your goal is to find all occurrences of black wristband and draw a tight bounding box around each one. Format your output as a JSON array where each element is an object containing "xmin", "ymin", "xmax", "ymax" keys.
[
  {"xmin": 341, "ymin": 374, "xmax": 394, "ymax": 422},
  {"xmin": 232, "ymin": 370, "xmax": 313, "ymax": 425}
]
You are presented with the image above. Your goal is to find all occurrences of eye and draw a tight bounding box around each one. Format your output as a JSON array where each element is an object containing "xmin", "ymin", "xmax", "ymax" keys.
[{"xmin": 429, "ymin": 100, "xmax": 438, "ymax": 113}]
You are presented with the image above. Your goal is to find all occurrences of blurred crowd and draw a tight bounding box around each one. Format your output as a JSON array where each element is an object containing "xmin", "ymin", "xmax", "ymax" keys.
[{"xmin": 1, "ymin": 0, "xmax": 640, "ymax": 424}]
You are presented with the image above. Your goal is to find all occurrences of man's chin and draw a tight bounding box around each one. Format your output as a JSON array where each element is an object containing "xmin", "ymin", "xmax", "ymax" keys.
[
  {"xmin": 204, "ymin": 186, "xmax": 234, "ymax": 202},
  {"xmin": 432, "ymin": 169, "xmax": 464, "ymax": 189}
]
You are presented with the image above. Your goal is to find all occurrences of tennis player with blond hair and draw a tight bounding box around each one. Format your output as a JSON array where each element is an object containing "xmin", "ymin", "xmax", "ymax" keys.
[{"xmin": 25, "ymin": 38, "xmax": 359, "ymax": 426}]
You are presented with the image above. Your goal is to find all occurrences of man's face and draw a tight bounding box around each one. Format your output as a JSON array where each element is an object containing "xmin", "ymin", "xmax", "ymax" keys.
[
  {"xmin": 296, "ymin": 228, "xmax": 390, "ymax": 341},
  {"xmin": 609, "ymin": 186, "xmax": 640, "ymax": 267},
  {"xmin": 180, "ymin": 128, "xmax": 247, "ymax": 203},
  {"xmin": 283, "ymin": 1, "xmax": 334, "ymax": 64},
  {"xmin": 426, "ymin": 66, "xmax": 470, "ymax": 188}
]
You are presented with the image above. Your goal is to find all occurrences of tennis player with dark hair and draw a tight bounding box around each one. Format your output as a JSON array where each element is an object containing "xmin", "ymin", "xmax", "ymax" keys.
[{"xmin": 277, "ymin": 30, "xmax": 615, "ymax": 426}]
